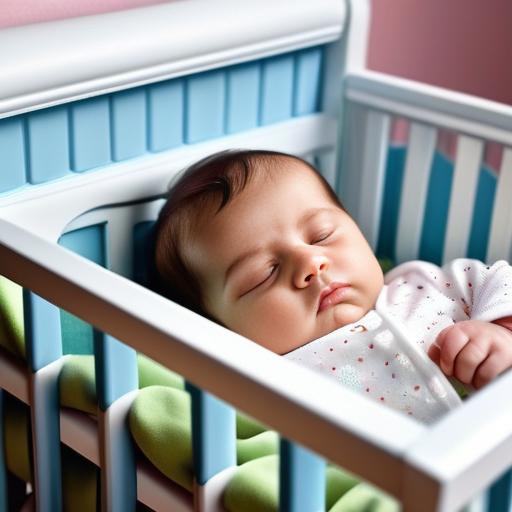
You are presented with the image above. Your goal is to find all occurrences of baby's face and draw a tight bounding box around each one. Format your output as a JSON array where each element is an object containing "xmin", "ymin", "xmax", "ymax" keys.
[{"xmin": 185, "ymin": 163, "xmax": 384, "ymax": 354}]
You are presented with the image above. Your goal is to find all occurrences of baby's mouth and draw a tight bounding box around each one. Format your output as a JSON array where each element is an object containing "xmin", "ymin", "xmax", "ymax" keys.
[{"xmin": 317, "ymin": 284, "xmax": 350, "ymax": 313}]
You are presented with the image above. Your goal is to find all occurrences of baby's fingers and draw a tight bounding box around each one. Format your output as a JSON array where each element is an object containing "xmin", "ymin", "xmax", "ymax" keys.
[{"xmin": 431, "ymin": 324, "xmax": 471, "ymax": 376}]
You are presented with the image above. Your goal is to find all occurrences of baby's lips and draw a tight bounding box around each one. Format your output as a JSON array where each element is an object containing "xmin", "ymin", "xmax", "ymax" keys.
[{"xmin": 318, "ymin": 284, "xmax": 350, "ymax": 313}]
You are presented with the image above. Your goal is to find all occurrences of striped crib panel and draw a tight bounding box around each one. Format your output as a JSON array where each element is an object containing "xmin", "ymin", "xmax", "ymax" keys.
[
  {"xmin": 487, "ymin": 147, "xmax": 512, "ymax": 263},
  {"xmin": 0, "ymin": 46, "xmax": 325, "ymax": 196},
  {"xmin": 26, "ymin": 106, "xmax": 71, "ymax": 184},
  {"xmin": 70, "ymin": 96, "xmax": 111, "ymax": 172},
  {"xmin": 0, "ymin": 117, "xmax": 26, "ymax": 193},
  {"xmin": 280, "ymin": 439, "xmax": 326, "ymax": 512}
]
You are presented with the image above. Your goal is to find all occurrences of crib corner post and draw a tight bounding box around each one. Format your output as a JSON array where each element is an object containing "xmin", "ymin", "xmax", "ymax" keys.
[{"xmin": 279, "ymin": 438, "xmax": 326, "ymax": 512}]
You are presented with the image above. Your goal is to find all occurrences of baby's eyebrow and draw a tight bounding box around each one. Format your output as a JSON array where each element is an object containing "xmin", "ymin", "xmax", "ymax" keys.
[{"xmin": 297, "ymin": 206, "xmax": 338, "ymax": 230}]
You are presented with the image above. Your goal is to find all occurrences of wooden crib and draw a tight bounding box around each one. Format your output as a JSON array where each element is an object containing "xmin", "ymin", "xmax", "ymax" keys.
[{"xmin": 0, "ymin": 1, "xmax": 511, "ymax": 511}]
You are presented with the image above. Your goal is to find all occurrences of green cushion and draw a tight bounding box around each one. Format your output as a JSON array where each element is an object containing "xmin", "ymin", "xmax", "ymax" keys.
[
  {"xmin": 129, "ymin": 386, "xmax": 194, "ymax": 491},
  {"xmin": 0, "ymin": 276, "xmax": 25, "ymax": 360}
]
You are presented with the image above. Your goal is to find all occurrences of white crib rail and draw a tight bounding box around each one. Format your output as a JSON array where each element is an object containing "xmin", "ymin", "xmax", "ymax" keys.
[{"xmin": 341, "ymin": 69, "xmax": 512, "ymax": 266}]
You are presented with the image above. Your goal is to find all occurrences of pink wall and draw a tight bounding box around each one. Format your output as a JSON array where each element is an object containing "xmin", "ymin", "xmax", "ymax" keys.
[{"xmin": 367, "ymin": 0, "xmax": 512, "ymax": 106}]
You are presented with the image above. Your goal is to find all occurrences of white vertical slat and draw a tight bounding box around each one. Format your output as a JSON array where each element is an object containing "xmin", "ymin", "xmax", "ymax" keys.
[
  {"xmin": 486, "ymin": 147, "xmax": 512, "ymax": 263},
  {"xmin": 357, "ymin": 110, "xmax": 391, "ymax": 251},
  {"xmin": 395, "ymin": 122, "xmax": 437, "ymax": 264},
  {"xmin": 442, "ymin": 135, "xmax": 484, "ymax": 264}
]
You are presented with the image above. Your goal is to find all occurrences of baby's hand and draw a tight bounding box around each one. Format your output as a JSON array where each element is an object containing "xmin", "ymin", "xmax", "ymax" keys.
[{"xmin": 428, "ymin": 318, "xmax": 512, "ymax": 389}]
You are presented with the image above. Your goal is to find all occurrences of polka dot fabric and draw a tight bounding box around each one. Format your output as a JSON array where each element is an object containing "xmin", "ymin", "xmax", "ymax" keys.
[{"xmin": 284, "ymin": 259, "xmax": 512, "ymax": 425}]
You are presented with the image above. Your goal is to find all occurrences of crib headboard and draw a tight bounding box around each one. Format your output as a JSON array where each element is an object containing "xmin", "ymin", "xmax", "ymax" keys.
[{"xmin": 1, "ymin": 1, "xmax": 512, "ymax": 512}]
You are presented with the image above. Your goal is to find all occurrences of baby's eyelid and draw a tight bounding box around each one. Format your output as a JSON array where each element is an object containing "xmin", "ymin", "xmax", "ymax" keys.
[{"xmin": 312, "ymin": 229, "xmax": 334, "ymax": 244}]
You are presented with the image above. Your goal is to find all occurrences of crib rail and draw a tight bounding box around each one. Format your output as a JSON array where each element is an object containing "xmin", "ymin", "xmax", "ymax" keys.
[{"xmin": 340, "ymin": 69, "xmax": 512, "ymax": 266}]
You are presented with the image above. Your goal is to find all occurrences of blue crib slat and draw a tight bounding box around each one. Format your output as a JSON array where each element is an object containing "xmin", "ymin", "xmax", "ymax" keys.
[
  {"xmin": 185, "ymin": 70, "xmax": 226, "ymax": 144},
  {"xmin": 70, "ymin": 96, "xmax": 111, "ymax": 172},
  {"xmin": 0, "ymin": 390, "xmax": 7, "ymax": 512},
  {"xmin": 133, "ymin": 221, "xmax": 156, "ymax": 287},
  {"xmin": 293, "ymin": 47, "xmax": 323, "ymax": 117},
  {"xmin": 94, "ymin": 333, "xmax": 139, "ymax": 410},
  {"xmin": 111, "ymin": 88, "xmax": 147, "ymax": 161},
  {"xmin": 279, "ymin": 438, "xmax": 326, "ymax": 512},
  {"xmin": 419, "ymin": 152, "xmax": 454, "ymax": 265},
  {"xmin": 0, "ymin": 117, "xmax": 26, "ymax": 193},
  {"xmin": 148, "ymin": 80, "xmax": 184, "ymax": 152},
  {"xmin": 226, "ymin": 62, "xmax": 261, "ymax": 134},
  {"xmin": 26, "ymin": 106, "xmax": 70, "ymax": 184},
  {"xmin": 260, "ymin": 54, "xmax": 295, "ymax": 126},
  {"xmin": 23, "ymin": 290, "xmax": 63, "ymax": 372},
  {"xmin": 467, "ymin": 166, "xmax": 496, "ymax": 262},
  {"xmin": 187, "ymin": 383, "xmax": 237, "ymax": 485},
  {"xmin": 488, "ymin": 469, "xmax": 512, "ymax": 512}
]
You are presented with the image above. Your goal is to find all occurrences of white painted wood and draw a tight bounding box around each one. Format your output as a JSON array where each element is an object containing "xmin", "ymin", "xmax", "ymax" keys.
[
  {"xmin": 30, "ymin": 358, "xmax": 66, "ymax": 512},
  {"xmin": 357, "ymin": 110, "xmax": 391, "ymax": 250},
  {"xmin": 0, "ymin": 348, "xmax": 30, "ymax": 403},
  {"xmin": 0, "ymin": 217, "xmax": 426, "ymax": 498},
  {"xmin": 137, "ymin": 457, "xmax": 194, "ymax": 512},
  {"xmin": 345, "ymin": 70, "xmax": 512, "ymax": 146},
  {"xmin": 487, "ymin": 147, "xmax": 512, "ymax": 263},
  {"xmin": 0, "ymin": 0, "xmax": 345, "ymax": 118},
  {"xmin": 0, "ymin": 114, "xmax": 337, "ymax": 240},
  {"xmin": 99, "ymin": 389, "xmax": 139, "ymax": 512},
  {"xmin": 395, "ymin": 123, "xmax": 437, "ymax": 263},
  {"xmin": 402, "ymin": 368, "xmax": 512, "ymax": 512},
  {"xmin": 60, "ymin": 408, "xmax": 100, "ymax": 466},
  {"xmin": 194, "ymin": 467, "xmax": 238, "ymax": 512},
  {"xmin": 442, "ymin": 135, "xmax": 484, "ymax": 264}
]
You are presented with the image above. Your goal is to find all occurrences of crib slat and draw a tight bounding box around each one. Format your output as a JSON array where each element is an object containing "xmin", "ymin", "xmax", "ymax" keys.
[
  {"xmin": 148, "ymin": 79, "xmax": 185, "ymax": 152},
  {"xmin": 357, "ymin": 109, "xmax": 391, "ymax": 251},
  {"xmin": 487, "ymin": 469, "xmax": 512, "ymax": 512},
  {"xmin": 70, "ymin": 96, "xmax": 111, "ymax": 172},
  {"xmin": 279, "ymin": 439, "xmax": 326, "ymax": 512},
  {"xmin": 293, "ymin": 47, "xmax": 323, "ymax": 117},
  {"xmin": 486, "ymin": 147, "xmax": 512, "ymax": 263},
  {"xmin": 226, "ymin": 62, "xmax": 261, "ymax": 134},
  {"xmin": 442, "ymin": 135, "xmax": 484, "ymax": 264},
  {"xmin": 395, "ymin": 122, "xmax": 437, "ymax": 263},
  {"xmin": 186, "ymin": 70, "xmax": 226, "ymax": 144},
  {"xmin": 260, "ymin": 54, "xmax": 295, "ymax": 125},
  {"xmin": 187, "ymin": 383, "xmax": 237, "ymax": 486},
  {"xmin": 0, "ymin": 117, "xmax": 26, "ymax": 193},
  {"xmin": 26, "ymin": 106, "xmax": 70, "ymax": 184},
  {"xmin": 0, "ymin": 390, "xmax": 7, "ymax": 512},
  {"xmin": 111, "ymin": 88, "xmax": 147, "ymax": 161}
]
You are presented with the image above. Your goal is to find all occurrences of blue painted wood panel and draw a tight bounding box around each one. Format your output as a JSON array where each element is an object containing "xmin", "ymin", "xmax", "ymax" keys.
[
  {"xmin": 26, "ymin": 106, "xmax": 70, "ymax": 184},
  {"xmin": 226, "ymin": 62, "xmax": 260, "ymax": 134},
  {"xmin": 294, "ymin": 47, "xmax": 323, "ymax": 116},
  {"xmin": 260, "ymin": 54, "xmax": 295, "ymax": 126},
  {"xmin": 70, "ymin": 96, "xmax": 111, "ymax": 172},
  {"xmin": 111, "ymin": 88, "xmax": 147, "ymax": 161},
  {"xmin": 467, "ymin": 167, "xmax": 496, "ymax": 262},
  {"xmin": 0, "ymin": 117, "xmax": 26, "ymax": 192},
  {"xmin": 148, "ymin": 80, "xmax": 184, "ymax": 152},
  {"xmin": 187, "ymin": 383, "xmax": 236, "ymax": 485},
  {"xmin": 279, "ymin": 438, "xmax": 326, "ymax": 512},
  {"xmin": 186, "ymin": 70, "xmax": 226, "ymax": 144}
]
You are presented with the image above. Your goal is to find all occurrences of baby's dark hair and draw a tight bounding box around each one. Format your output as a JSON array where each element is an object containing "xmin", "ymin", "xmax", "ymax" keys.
[{"xmin": 154, "ymin": 149, "xmax": 343, "ymax": 319}]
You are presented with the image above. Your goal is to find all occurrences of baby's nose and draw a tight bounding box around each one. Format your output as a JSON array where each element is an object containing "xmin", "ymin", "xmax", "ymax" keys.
[{"xmin": 293, "ymin": 250, "xmax": 329, "ymax": 287}]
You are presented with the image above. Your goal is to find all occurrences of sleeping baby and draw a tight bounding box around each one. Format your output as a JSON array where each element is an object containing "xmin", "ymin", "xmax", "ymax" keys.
[{"xmin": 154, "ymin": 149, "xmax": 512, "ymax": 424}]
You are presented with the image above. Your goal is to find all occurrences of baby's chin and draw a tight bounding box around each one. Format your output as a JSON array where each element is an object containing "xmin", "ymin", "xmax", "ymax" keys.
[{"xmin": 330, "ymin": 303, "xmax": 370, "ymax": 331}]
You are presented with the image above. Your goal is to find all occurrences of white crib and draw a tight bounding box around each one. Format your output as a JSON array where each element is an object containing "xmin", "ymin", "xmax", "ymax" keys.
[{"xmin": 0, "ymin": 1, "xmax": 511, "ymax": 512}]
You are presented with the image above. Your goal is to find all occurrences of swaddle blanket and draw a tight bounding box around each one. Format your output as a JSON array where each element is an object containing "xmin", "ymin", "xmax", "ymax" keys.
[{"xmin": 284, "ymin": 259, "xmax": 512, "ymax": 424}]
